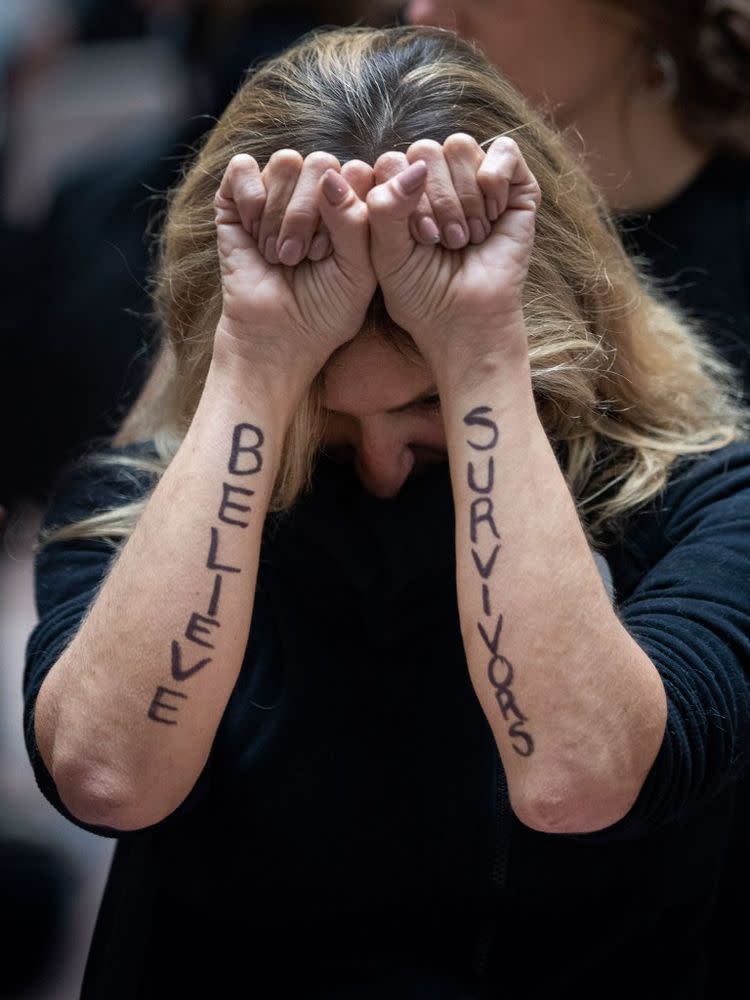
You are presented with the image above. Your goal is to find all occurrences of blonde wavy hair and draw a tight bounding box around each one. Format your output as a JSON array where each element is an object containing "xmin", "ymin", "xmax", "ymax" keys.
[{"xmin": 50, "ymin": 25, "xmax": 746, "ymax": 546}]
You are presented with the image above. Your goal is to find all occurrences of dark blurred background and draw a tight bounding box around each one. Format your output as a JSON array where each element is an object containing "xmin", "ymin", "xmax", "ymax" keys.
[{"xmin": 0, "ymin": 3, "xmax": 398, "ymax": 997}]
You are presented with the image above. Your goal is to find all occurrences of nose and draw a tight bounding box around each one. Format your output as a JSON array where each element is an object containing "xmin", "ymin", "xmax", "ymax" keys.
[
  {"xmin": 406, "ymin": 1, "xmax": 456, "ymax": 30},
  {"xmin": 355, "ymin": 426, "xmax": 416, "ymax": 499}
]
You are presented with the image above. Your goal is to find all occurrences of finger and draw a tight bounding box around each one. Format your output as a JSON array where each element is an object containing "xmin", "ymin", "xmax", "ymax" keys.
[
  {"xmin": 443, "ymin": 133, "xmax": 490, "ymax": 245},
  {"xmin": 477, "ymin": 136, "xmax": 542, "ymax": 222},
  {"xmin": 300, "ymin": 159, "xmax": 374, "ymax": 262},
  {"xmin": 214, "ymin": 154, "xmax": 265, "ymax": 237},
  {"xmin": 302, "ymin": 160, "xmax": 373, "ymax": 262},
  {"xmin": 374, "ymin": 151, "xmax": 438, "ymax": 245},
  {"xmin": 367, "ymin": 159, "xmax": 429, "ymax": 264},
  {"xmin": 318, "ymin": 168, "xmax": 372, "ymax": 276},
  {"xmin": 407, "ymin": 139, "xmax": 469, "ymax": 249},
  {"xmin": 308, "ymin": 230, "xmax": 331, "ymax": 261},
  {"xmin": 276, "ymin": 150, "xmax": 340, "ymax": 266},
  {"xmin": 257, "ymin": 149, "xmax": 303, "ymax": 264},
  {"xmin": 341, "ymin": 159, "xmax": 375, "ymax": 202}
]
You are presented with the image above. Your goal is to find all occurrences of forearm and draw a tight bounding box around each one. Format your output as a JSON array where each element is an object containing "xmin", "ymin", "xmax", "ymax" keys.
[
  {"xmin": 439, "ymin": 350, "xmax": 667, "ymax": 834},
  {"xmin": 35, "ymin": 352, "xmax": 290, "ymax": 830}
]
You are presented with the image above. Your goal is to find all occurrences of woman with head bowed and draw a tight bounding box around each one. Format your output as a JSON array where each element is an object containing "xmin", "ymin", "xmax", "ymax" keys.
[{"xmin": 24, "ymin": 25, "xmax": 750, "ymax": 1000}]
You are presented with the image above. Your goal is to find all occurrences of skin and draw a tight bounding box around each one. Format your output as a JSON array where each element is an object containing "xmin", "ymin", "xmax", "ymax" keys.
[
  {"xmin": 323, "ymin": 334, "xmax": 446, "ymax": 499},
  {"xmin": 35, "ymin": 135, "xmax": 667, "ymax": 835},
  {"xmin": 407, "ymin": 0, "xmax": 713, "ymax": 211}
]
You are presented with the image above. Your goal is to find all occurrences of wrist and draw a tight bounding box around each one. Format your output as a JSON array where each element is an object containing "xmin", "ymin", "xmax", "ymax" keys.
[
  {"xmin": 435, "ymin": 349, "xmax": 537, "ymax": 430},
  {"xmin": 210, "ymin": 324, "xmax": 310, "ymax": 427},
  {"xmin": 412, "ymin": 313, "xmax": 531, "ymax": 394},
  {"xmin": 205, "ymin": 350, "xmax": 297, "ymax": 436},
  {"xmin": 432, "ymin": 327, "xmax": 531, "ymax": 398}
]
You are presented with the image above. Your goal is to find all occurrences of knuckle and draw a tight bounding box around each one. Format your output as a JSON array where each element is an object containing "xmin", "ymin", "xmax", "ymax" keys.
[
  {"xmin": 219, "ymin": 154, "xmax": 253, "ymax": 194},
  {"xmin": 280, "ymin": 209, "xmax": 318, "ymax": 233},
  {"xmin": 237, "ymin": 176, "xmax": 265, "ymax": 202},
  {"xmin": 458, "ymin": 191, "xmax": 486, "ymax": 215},
  {"xmin": 344, "ymin": 158, "xmax": 372, "ymax": 174},
  {"xmin": 375, "ymin": 150, "xmax": 406, "ymax": 169},
  {"xmin": 478, "ymin": 162, "xmax": 513, "ymax": 184},
  {"xmin": 304, "ymin": 150, "xmax": 339, "ymax": 172},
  {"xmin": 258, "ymin": 209, "xmax": 283, "ymax": 235},
  {"xmin": 226, "ymin": 152, "xmax": 252, "ymax": 174},
  {"xmin": 267, "ymin": 148, "xmax": 303, "ymax": 173},
  {"xmin": 374, "ymin": 151, "xmax": 407, "ymax": 181},
  {"xmin": 407, "ymin": 138, "xmax": 442, "ymax": 160},
  {"xmin": 443, "ymin": 132, "xmax": 478, "ymax": 154},
  {"xmin": 429, "ymin": 190, "xmax": 463, "ymax": 217},
  {"xmin": 495, "ymin": 135, "xmax": 520, "ymax": 152}
]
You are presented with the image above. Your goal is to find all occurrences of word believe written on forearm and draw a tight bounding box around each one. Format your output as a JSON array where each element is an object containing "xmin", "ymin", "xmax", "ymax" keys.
[
  {"xmin": 147, "ymin": 423, "xmax": 264, "ymax": 725},
  {"xmin": 464, "ymin": 406, "xmax": 534, "ymax": 757}
]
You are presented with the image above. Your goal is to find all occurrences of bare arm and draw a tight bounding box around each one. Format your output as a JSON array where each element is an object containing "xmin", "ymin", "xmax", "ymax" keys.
[
  {"xmin": 34, "ymin": 355, "xmax": 288, "ymax": 830},
  {"xmin": 368, "ymin": 135, "xmax": 667, "ymax": 834},
  {"xmin": 34, "ymin": 150, "xmax": 376, "ymax": 832},
  {"xmin": 440, "ymin": 354, "xmax": 666, "ymax": 835}
]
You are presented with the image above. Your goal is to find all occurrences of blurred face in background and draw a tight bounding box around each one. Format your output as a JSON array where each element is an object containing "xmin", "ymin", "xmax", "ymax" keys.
[{"xmin": 406, "ymin": 1, "xmax": 643, "ymax": 125}]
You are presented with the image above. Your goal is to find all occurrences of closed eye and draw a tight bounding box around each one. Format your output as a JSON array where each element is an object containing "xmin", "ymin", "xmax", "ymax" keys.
[{"xmin": 415, "ymin": 393, "xmax": 441, "ymax": 411}]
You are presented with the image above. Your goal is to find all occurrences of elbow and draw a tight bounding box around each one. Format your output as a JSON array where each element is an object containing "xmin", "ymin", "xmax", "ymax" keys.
[
  {"xmin": 51, "ymin": 756, "xmax": 166, "ymax": 832},
  {"xmin": 511, "ymin": 776, "xmax": 639, "ymax": 835}
]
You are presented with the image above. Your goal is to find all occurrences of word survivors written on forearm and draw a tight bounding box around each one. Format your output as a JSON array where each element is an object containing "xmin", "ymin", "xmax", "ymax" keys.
[
  {"xmin": 464, "ymin": 406, "xmax": 533, "ymax": 757},
  {"xmin": 147, "ymin": 423, "xmax": 264, "ymax": 725}
]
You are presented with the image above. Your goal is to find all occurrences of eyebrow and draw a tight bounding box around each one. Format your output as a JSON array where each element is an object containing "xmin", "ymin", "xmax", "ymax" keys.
[
  {"xmin": 386, "ymin": 384, "xmax": 440, "ymax": 414},
  {"xmin": 325, "ymin": 385, "xmax": 440, "ymax": 418}
]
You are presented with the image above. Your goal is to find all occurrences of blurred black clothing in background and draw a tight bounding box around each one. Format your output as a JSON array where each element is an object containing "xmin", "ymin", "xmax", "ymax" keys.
[
  {"xmin": 622, "ymin": 155, "xmax": 750, "ymax": 395},
  {"xmin": 0, "ymin": 831, "xmax": 73, "ymax": 998},
  {"xmin": 0, "ymin": 3, "xmax": 364, "ymax": 513}
]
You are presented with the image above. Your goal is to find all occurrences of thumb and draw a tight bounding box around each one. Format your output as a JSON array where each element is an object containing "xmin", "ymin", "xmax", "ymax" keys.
[
  {"xmin": 367, "ymin": 160, "xmax": 429, "ymax": 270},
  {"xmin": 317, "ymin": 169, "xmax": 371, "ymax": 276}
]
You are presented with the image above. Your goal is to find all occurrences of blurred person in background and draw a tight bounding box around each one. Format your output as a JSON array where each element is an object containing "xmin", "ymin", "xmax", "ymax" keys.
[
  {"xmin": 405, "ymin": 0, "xmax": 750, "ymax": 992},
  {"xmin": 406, "ymin": 0, "xmax": 750, "ymax": 389},
  {"xmin": 23, "ymin": 24, "xmax": 750, "ymax": 1000},
  {"xmin": 0, "ymin": 0, "xmax": 393, "ymax": 518}
]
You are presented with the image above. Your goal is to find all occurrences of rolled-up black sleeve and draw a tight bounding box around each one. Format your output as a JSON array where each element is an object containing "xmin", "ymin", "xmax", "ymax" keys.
[
  {"xmin": 586, "ymin": 443, "xmax": 750, "ymax": 839},
  {"xmin": 23, "ymin": 451, "xmax": 211, "ymax": 838}
]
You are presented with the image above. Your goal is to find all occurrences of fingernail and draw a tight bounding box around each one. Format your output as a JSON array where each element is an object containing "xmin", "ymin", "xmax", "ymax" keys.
[
  {"xmin": 309, "ymin": 232, "xmax": 330, "ymax": 260},
  {"xmin": 444, "ymin": 222, "xmax": 467, "ymax": 249},
  {"xmin": 417, "ymin": 216, "xmax": 440, "ymax": 243},
  {"xmin": 468, "ymin": 218, "xmax": 486, "ymax": 244},
  {"xmin": 264, "ymin": 235, "xmax": 279, "ymax": 264},
  {"xmin": 279, "ymin": 237, "xmax": 303, "ymax": 266},
  {"xmin": 322, "ymin": 170, "xmax": 347, "ymax": 205},
  {"xmin": 487, "ymin": 198, "xmax": 500, "ymax": 222},
  {"xmin": 397, "ymin": 160, "xmax": 428, "ymax": 195}
]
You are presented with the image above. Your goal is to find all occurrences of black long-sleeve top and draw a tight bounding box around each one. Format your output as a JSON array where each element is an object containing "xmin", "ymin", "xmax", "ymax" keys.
[{"xmin": 23, "ymin": 441, "xmax": 750, "ymax": 999}]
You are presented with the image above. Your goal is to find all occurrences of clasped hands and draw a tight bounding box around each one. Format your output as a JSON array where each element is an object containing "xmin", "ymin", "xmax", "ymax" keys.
[{"xmin": 213, "ymin": 133, "xmax": 540, "ymax": 388}]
